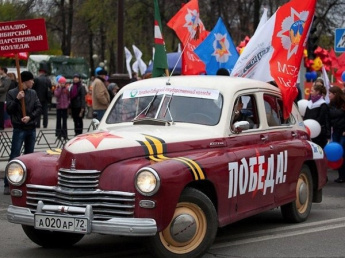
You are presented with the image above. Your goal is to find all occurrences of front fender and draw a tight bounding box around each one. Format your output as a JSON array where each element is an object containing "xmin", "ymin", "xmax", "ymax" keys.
[
  {"xmin": 8, "ymin": 152, "xmax": 60, "ymax": 207},
  {"xmin": 99, "ymin": 157, "xmax": 195, "ymax": 231}
]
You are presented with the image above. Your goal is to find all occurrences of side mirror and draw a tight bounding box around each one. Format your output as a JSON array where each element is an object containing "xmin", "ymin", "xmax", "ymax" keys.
[{"xmin": 233, "ymin": 121, "xmax": 250, "ymax": 131}]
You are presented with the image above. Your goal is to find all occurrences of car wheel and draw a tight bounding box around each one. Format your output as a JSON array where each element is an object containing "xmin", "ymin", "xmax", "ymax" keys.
[
  {"xmin": 147, "ymin": 188, "xmax": 218, "ymax": 258},
  {"xmin": 22, "ymin": 225, "xmax": 84, "ymax": 247},
  {"xmin": 281, "ymin": 165, "xmax": 313, "ymax": 223}
]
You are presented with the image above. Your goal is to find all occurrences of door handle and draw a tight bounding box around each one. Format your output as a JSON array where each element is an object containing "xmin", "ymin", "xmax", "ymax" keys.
[{"xmin": 261, "ymin": 135, "xmax": 268, "ymax": 141}]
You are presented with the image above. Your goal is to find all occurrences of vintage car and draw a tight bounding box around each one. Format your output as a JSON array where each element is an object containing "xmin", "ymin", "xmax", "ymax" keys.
[{"xmin": 6, "ymin": 76, "xmax": 327, "ymax": 257}]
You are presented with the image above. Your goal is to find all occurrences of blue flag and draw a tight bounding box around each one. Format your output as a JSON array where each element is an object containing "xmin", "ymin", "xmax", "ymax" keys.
[{"xmin": 195, "ymin": 17, "xmax": 239, "ymax": 75}]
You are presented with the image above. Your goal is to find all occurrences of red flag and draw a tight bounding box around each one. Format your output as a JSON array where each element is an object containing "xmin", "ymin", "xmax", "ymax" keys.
[
  {"xmin": 337, "ymin": 51, "xmax": 345, "ymax": 68},
  {"xmin": 167, "ymin": 0, "xmax": 209, "ymax": 74},
  {"xmin": 335, "ymin": 68, "xmax": 345, "ymax": 83},
  {"xmin": 270, "ymin": 0, "xmax": 316, "ymax": 119},
  {"xmin": 329, "ymin": 48, "xmax": 339, "ymax": 69}
]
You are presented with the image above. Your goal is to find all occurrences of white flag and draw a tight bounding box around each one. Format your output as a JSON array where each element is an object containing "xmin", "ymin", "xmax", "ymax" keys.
[
  {"xmin": 230, "ymin": 12, "xmax": 275, "ymax": 82},
  {"xmin": 257, "ymin": 8, "xmax": 268, "ymax": 31},
  {"xmin": 124, "ymin": 47, "xmax": 133, "ymax": 79},
  {"xmin": 321, "ymin": 65, "xmax": 330, "ymax": 103},
  {"xmin": 132, "ymin": 45, "xmax": 147, "ymax": 76}
]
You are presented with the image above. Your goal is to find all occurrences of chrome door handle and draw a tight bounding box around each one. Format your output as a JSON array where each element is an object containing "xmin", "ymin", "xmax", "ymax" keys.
[{"xmin": 261, "ymin": 135, "xmax": 268, "ymax": 141}]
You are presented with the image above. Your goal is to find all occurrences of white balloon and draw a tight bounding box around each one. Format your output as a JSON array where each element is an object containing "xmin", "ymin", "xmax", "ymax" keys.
[
  {"xmin": 297, "ymin": 99, "xmax": 309, "ymax": 116},
  {"xmin": 304, "ymin": 119, "xmax": 321, "ymax": 138}
]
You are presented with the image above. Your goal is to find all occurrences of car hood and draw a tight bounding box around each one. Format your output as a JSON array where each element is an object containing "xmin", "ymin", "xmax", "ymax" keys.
[{"xmin": 64, "ymin": 124, "xmax": 220, "ymax": 154}]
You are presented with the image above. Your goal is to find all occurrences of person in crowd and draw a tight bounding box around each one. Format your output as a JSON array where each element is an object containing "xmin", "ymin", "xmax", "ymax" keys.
[
  {"xmin": 107, "ymin": 82, "xmax": 120, "ymax": 102},
  {"xmin": 92, "ymin": 69, "xmax": 110, "ymax": 121},
  {"xmin": 33, "ymin": 64, "xmax": 52, "ymax": 128},
  {"xmin": 0, "ymin": 67, "xmax": 12, "ymax": 130},
  {"xmin": 7, "ymin": 72, "xmax": 18, "ymax": 91},
  {"xmin": 216, "ymin": 68, "xmax": 230, "ymax": 76},
  {"xmin": 130, "ymin": 72, "xmax": 141, "ymax": 82},
  {"xmin": 85, "ymin": 85, "xmax": 93, "ymax": 119},
  {"xmin": 69, "ymin": 73, "xmax": 86, "ymax": 135},
  {"xmin": 4, "ymin": 71, "xmax": 42, "ymax": 194},
  {"xmin": 304, "ymin": 81, "xmax": 330, "ymax": 148},
  {"xmin": 54, "ymin": 76, "xmax": 70, "ymax": 140},
  {"xmin": 328, "ymin": 86, "xmax": 345, "ymax": 183}
]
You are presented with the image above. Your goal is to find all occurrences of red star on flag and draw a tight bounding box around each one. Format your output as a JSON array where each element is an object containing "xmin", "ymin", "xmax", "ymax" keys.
[{"xmin": 68, "ymin": 132, "xmax": 121, "ymax": 149}]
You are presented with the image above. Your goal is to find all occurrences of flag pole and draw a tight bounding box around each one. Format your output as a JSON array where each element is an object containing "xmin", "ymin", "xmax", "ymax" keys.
[{"xmin": 15, "ymin": 53, "xmax": 26, "ymax": 116}]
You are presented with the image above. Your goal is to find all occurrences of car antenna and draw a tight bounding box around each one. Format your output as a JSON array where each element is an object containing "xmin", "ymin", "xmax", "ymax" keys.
[{"xmin": 166, "ymin": 46, "xmax": 185, "ymax": 86}]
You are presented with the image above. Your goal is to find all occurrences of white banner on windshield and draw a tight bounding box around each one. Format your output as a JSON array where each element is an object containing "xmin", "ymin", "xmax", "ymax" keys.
[{"xmin": 122, "ymin": 86, "xmax": 219, "ymax": 100}]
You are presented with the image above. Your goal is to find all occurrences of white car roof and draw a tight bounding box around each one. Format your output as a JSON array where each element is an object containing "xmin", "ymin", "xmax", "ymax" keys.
[{"xmin": 120, "ymin": 75, "xmax": 281, "ymax": 97}]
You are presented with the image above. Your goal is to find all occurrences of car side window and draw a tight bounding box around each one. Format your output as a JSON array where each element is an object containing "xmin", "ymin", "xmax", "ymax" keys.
[
  {"xmin": 263, "ymin": 94, "xmax": 287, "ymax": 126},
  {"xmin": 231, "ymin": 95, "xmax": 259, "ymax": 132}
]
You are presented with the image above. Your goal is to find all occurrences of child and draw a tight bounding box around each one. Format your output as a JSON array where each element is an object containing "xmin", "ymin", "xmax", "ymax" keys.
[{"xmin": 54, "ymin": 76, "xmax": 70, "ymax": 140}]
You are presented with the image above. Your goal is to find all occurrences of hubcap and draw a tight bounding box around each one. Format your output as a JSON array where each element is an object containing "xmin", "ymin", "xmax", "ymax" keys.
[
  {"xmin": 298, "ymin": 180, "xmax": 307, "ymax": 205},
  {"xmin": 170, "ymin": 214, "xmax": 197, "ymax": 243}
]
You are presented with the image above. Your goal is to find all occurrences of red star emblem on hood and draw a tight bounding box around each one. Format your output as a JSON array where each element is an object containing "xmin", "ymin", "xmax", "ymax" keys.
[{"xmin": 67, "ymin": 132, "xmax": 121, "ymax": 149}]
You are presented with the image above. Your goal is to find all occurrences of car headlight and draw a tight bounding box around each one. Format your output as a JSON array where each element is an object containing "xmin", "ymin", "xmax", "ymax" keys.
[
  {"xmin": 6, "ymin": 160, "xmax": 27, "ymax": 186},
  {"xmin": 135, "ymin": 167, "xmax": 160, "ymax": 196}
]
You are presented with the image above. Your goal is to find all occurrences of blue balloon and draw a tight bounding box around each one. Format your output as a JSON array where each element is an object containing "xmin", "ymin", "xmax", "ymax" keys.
[
  {"xmin": 342, "ymin": 71, "xmax": 345, "ymax": 82},
  {"xmin": 310, "ymin": 71, "xmax": 317, "ymax": 81},
  {"xmin": 56, "ymin": 75, "xmax": 62, "ymax": 83},
  {"xmin": 95, "ymin": 67, "xmax": 102, "ymax": 76},
  {"xmin": 324, "ymin": 142, "xmax": 344, "ymax": 162},
  {"xmin": 305, "ymin": 72, "xmax": 311, "ymax": 81}
]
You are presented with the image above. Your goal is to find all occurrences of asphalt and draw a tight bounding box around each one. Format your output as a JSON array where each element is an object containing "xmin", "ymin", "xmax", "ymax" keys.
[{"xmin": 0, "ymin": 109, "xmax": 94, "ymax": 179}]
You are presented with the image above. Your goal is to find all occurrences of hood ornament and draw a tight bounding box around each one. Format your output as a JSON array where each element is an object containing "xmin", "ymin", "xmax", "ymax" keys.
[{"xmin": 71, "ymin": 159, "xmax": 76, "ymax": 170}]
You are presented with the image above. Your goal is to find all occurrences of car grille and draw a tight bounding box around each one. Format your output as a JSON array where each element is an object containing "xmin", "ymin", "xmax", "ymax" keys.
[{"xmin": 26, "ymin": 168, "xmax": 135, "ymax": 220}]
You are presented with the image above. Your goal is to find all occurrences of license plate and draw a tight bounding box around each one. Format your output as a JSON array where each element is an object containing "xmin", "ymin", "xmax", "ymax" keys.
[{"xmin": 34, "ymin": 214, "xmax": 89, "ymax": 233}]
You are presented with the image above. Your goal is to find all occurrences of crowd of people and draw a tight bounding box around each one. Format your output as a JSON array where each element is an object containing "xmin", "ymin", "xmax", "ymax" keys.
[{"xmin": 303, "ymin": 78, "xmax": 345, "ymax": 183}]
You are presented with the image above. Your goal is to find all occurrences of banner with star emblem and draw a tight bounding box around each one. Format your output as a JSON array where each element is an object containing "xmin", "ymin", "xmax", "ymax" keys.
[
  {"xmin": 231, "ymin": 0, "xmax": 316, "ymax": 119},
  {"xmin": 167, "ymin": 0, "xmax": 209, "ymax": 75},
  {"xmin": 270, "ymin": 0, "xmax": 316, "ymax": 119},
  {"xmin": 194, "ymin": 17, "xmax": 239, "ymax": 75}
]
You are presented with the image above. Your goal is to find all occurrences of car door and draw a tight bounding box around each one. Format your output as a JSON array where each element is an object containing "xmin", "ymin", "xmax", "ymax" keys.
[
  {"xmin": 261, "ymin": 94, "xmax": 307, "ymax": 204},
  {"xmin": 226, "ymin": 93, "xmax": 275, "ymax": 219}
]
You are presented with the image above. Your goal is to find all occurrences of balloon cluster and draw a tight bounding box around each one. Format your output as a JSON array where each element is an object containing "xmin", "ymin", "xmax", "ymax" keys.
[
  {"xmin": 324, "ymin": 142, "xmax": 344, "ymax": 169},
  {"xmin": 304, "ymin": 46, "xmax": 332, "ymax": 72},
  {"xmin": 236, "ymin": 36, "xmax": 250, "ymax": 55}
]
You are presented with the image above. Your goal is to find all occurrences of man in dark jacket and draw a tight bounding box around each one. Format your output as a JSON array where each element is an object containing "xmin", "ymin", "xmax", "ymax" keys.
[
  {"xmin": 4, "ymin": 71, "xmax": 42, "ymax": 194},
  {"xmin": 33, "ymin": 63, "xmax": 52, "ymax": 128},
  {"xmin": 70, "ymin": 73, "xmax": 86, "ymax": 135}
]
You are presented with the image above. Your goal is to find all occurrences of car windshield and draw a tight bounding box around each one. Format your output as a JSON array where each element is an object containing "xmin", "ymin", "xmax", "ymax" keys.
[{"xmin": 106, "ymin": 86, "xmax": 223, "ymax": 126}]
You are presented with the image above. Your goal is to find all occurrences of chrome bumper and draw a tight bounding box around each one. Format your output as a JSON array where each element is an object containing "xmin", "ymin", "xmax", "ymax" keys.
[{"xmin": 7, "ymin": 203, "xmax": 157, "ymax": 236}]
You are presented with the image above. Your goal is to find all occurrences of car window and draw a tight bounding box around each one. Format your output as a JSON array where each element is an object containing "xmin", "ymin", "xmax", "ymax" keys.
[
  {"xmin": 231, "ymin": 94, "xmax": 259, "ymax": 132},
  {"xmin": 263, "ymin": 94, "xmax": 294, "ymax": 126}
]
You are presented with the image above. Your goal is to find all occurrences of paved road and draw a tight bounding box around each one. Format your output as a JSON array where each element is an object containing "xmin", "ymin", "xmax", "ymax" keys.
[{"xmin": 1, "ymin": 171, "xmax": 345, "ymax": 257}]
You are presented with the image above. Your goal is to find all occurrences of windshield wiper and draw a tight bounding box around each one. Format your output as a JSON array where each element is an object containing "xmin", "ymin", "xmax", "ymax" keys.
[
  {"xmin": 163, "ymin": 94, "xmax": 174, "ymax": 124},
  {"xmin": 133, "ymin": 93, "xmax": 157, "ymax": 121}
]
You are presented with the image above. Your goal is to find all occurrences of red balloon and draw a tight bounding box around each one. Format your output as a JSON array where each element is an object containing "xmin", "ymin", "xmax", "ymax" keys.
[
  {"xmin": 314, "ymin": 46, "xmax": 323, "ymax": 55},
  {"xmin": 328, "ymin": 158, "xmax": 343, "ymax": 169}
]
